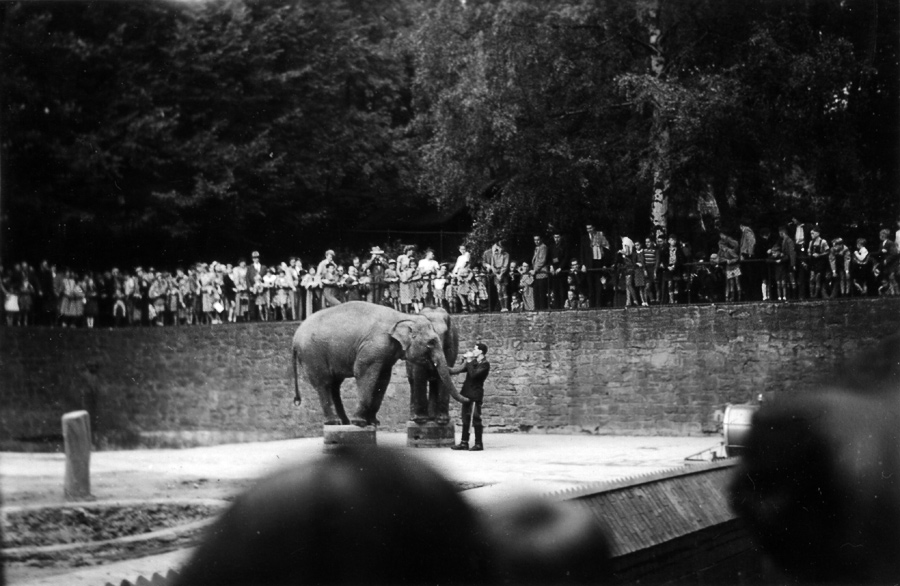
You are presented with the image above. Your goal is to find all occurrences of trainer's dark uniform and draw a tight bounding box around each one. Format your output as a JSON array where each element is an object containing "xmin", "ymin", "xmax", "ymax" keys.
[{"xmin": 451, "ymin": 358, "xmax": 490, "ymax": 450}]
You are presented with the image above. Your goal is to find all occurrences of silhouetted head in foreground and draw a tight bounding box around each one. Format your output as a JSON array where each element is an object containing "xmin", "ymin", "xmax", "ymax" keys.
[
  {"xmin": 176, "ymin": 447, "xmax": 493, "ymax": 585},
  {"xmin": 485, "ymin": 496, "xmax": 612, "ymax": 584},
  {"xmin": 730, "ymin": 332, "xmax": 900, "ymax": 584}
]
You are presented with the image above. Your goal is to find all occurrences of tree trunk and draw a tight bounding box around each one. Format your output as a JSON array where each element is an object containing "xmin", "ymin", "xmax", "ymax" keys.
[{"xmin": 640, "ymin": 0, "xmax": 669, "ymax": 233}]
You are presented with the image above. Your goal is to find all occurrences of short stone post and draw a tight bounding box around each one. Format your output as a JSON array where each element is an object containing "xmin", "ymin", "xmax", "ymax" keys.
[{"xmin": 62, "ymin": 410, "xmax": 92, "ymax": 500}]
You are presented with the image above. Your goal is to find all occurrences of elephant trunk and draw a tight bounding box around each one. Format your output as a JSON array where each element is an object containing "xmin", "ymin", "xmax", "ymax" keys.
[{"xmin": 432, "ymin": 350, "xmax": 469, "ymax": 404}]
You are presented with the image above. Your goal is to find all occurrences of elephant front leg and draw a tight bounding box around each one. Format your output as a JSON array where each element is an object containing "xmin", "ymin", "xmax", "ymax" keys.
[
  {"xmin": 352, "ymin": 367, "xmax": 392, "ymax": 427},
  {"xmin": 429, "ymin": 378, "xmax": 451, "ymax": 425},
  {"xmin": 407, "ymin": 367, "xmax": 431, "ymax": 424}
]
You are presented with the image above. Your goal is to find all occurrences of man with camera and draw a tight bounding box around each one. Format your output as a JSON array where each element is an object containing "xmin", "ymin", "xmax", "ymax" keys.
[{"xmin": 450, "ymin": 343, "xmax": 491, "ymax": 451}]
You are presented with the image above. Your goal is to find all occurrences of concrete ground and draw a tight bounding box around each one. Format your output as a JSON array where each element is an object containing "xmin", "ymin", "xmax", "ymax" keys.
[{"xmin": 2, "ymin": 432, "xmax": 721, "ymax": 586}]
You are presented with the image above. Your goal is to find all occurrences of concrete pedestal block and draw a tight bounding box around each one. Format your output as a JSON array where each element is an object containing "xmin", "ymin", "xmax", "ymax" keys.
[
  {"xmin": 323, "ymin": 424, "xmax": 376, "ymax": 451},
  {"xmin": 406, "ymin": 421, "xmax": 455, "ymax": 448}
]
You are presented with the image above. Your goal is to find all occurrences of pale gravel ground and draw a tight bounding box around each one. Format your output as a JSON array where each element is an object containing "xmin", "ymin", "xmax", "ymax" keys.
[{"xmin": 2, "ymin": 432, "xmax": 722, "ymax": 586}]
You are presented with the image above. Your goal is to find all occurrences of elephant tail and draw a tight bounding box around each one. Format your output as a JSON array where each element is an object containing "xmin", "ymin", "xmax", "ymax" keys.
[{"xmin": 292, "ymin": 348, "xmax": 302, "ymax": 407}]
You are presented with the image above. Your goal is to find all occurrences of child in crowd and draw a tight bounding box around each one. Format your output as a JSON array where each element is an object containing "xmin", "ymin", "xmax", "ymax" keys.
[
  {"xmin": 563, "ymin": 289, "xmax": 578, "ymax": 310},
  {"xmin": 519, "ymin": 262, "xmax": 535, "ymax": 311},
  {"xmin": 251, "ymin": 274, "xmax": 267, "ymax": 321},
  {"xmin": 633, "ymin": 240, "xmax": 647, "ymax": 306},
  {"xmin": 829, "ymin": 238, "xmax": 851, "ymax": 297},
  {"xmin": 384, "ymin": 260, "xmax": 400, "ymax": 310},
  {"xmin": 474, "ymin": 265, "xmax": 489, "ymax": 312},
  {"xmin": 577, "ymin": 292, "xmax": 590, "ymax": 309},
  {"xmin": 852, "ymin": 238, "xmax": 870, "ymax": 296},
  {"xmin": 433, "ymin": 264, "xmax": 448, "ymax": 312}
]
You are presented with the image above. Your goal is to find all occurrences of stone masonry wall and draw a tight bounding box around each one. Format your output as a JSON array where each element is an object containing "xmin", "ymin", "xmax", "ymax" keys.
[{"xmin": 1, "ymin": 298, "xmax": 898, "ymax": 448}]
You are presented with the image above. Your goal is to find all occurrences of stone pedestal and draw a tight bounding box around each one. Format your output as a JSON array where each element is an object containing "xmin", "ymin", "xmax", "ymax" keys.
[
  {"xmin": 323, "ymin": 424, "xmax": 376, "ymax": 451},
  {"xmin": 406, "ymin": 421, "xmax": 455, "ymax": 448}
]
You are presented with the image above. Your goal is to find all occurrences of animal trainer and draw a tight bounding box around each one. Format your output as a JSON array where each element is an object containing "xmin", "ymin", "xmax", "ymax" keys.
[{"xmin": 291, "ymin": 301, "xmax": 469, "ymax": 428}]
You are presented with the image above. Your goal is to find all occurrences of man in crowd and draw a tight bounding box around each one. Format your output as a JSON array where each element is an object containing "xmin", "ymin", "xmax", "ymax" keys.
[
  {"xmin": 581, "ymin": 224, "xmax": 611, "ymax": 307},
  {"xmin": 484, "ymin": 241, "xmax": 510, "ymax": 312},
  {"xmin": 532, "ymin": 235, "xmax": 549, "ymax": 310},
  {"xmin": 549, "ymin": 231, "xmax": 570, "ymax": 309},
  {"xmin": 739, "ymin": 218, "xmax": 758, "ymax": 300},
  {"xmin": 246, "ymin": 251, "xmax": 266, "ymax": 321},
  {"xmin": 450, "ymin": 342, "xmax": 491, "ymax": 452},
  {"xmin": 364, "ymin": 247, "xmax": 388, "ymax": 306}
]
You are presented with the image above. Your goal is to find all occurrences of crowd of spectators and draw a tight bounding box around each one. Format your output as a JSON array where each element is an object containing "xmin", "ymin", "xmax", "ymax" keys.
[{"xmin": 2, "ymin": 217, "xmax": 899, "ymax": 327}]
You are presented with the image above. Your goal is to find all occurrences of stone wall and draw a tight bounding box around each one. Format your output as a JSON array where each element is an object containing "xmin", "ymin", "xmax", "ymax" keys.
[{"xmin": 2, "ymin": 298, "xmax": 898, "ymax": 448}]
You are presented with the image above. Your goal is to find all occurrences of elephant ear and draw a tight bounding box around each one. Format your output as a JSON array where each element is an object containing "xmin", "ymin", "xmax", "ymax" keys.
[
  {"xmin": 390, "ymin": 320, "xmax": 418, "ymax": 358},
  {"xmin": 420, "ymin": 308, "xmax": 458, "ymax": 364}
]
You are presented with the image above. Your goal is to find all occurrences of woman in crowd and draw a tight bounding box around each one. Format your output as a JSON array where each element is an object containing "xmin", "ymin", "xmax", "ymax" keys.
[
  {"xmin": 398, "ymin": 256, "xmax": 416, "ymax": 313},
  {"xmin": 718, "ymin": 234, "xmax": 742, "ymax": 303},
  {"xmin": 301, "ymin": 267, "xmax": 322, "ymax": 317},
  {"xmin": 320, "ymin": 264, "xmax": 342, "ymax": 309},
  {"xmin": 60, "ymin": 269, "xmax": 85, "ymax": 327},
  {"xmin": 455, "ymin": 259, "xmax": 472, "ymax": 313},
  {"xmin": 82, "ymin": 272, "xmax": 99, "ymax": 328},
  {"xmin": 618, "ymin": 237, "xmax": 639, "ymax": 307}
]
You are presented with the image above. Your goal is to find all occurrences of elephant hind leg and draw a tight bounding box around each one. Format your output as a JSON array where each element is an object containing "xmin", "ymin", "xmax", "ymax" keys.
[
  {"xmin": 309, "ymin": 371, "xmax": 346, "ymax": 425},
  {"xmin": 332, "ymin": 381, "xmax": 350, "ymax": 425}
]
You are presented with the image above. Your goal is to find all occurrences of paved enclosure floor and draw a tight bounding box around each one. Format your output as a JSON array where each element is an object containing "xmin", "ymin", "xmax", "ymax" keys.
[{"xmin": 2, "ymin": 433, "xmax": 721, "ymax": 586}]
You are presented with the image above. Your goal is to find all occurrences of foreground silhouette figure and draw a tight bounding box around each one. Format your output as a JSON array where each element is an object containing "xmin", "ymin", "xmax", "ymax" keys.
[
  {"xmin": 176, "ymin": 447, "xmax": 492, "ymax": 585},
  {"xmin": 176, "ymin": 446, "xmax": 613, "ymax": 586},
  {"xmin": 730, "ymin": 332, "xmax": 900, "ymax": 584}
]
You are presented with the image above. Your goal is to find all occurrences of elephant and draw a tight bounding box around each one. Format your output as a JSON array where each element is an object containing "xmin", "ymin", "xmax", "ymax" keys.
[
  {"xmin": 406, "ymin": 306, "xmax": 459, "ymax": 425},
  {"xmin": 292, "ymin": 301, "xmax": 468, "ymax": 427}
]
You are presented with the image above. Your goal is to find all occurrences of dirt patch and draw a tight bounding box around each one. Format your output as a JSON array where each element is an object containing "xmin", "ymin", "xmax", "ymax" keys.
[
  {"xmin": 4, "ymin": 502, "xmax": 221, "ymax": 548},
  {"xmin": 2, "ymin": 500, "xmax": 225, "ymax": 580}
]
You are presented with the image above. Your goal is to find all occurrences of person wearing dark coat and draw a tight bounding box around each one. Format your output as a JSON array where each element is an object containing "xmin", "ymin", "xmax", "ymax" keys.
[
  {"xmin": 450, "ymin": 342, "xmax": 491, "ymax": 452},
  {"xmin": 548, "ymin": 232, "xmax": 570, "ymax": 309}
]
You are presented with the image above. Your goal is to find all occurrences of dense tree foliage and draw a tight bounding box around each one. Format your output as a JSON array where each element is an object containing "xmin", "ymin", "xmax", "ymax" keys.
[
  {"xmin": 1, "ymin": 0, "xmax": 897, "ymax": 265},
  {"xmin": 411, "ymin": 0, "xmax": 898, "ymax": 251},
  {"xmin": 1, "ymin": 0, "xmax": 421, "ymax": 265}
]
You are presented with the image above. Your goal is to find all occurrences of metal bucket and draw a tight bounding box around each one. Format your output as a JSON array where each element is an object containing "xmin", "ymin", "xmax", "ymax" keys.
[{"xmin": 723, "ymin": 404, "xmax": 758, "ymax": 457}]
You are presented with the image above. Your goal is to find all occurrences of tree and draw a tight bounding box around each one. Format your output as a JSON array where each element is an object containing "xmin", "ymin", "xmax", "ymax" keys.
[{"xmin": 1, "ymin": 0, "xmax": 421, "ymax": 266}]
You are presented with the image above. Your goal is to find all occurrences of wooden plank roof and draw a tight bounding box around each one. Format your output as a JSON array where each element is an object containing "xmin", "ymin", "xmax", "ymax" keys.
[{"xmin": 551, "ymin": 460, "xmax": 738, "ymax": 557}]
